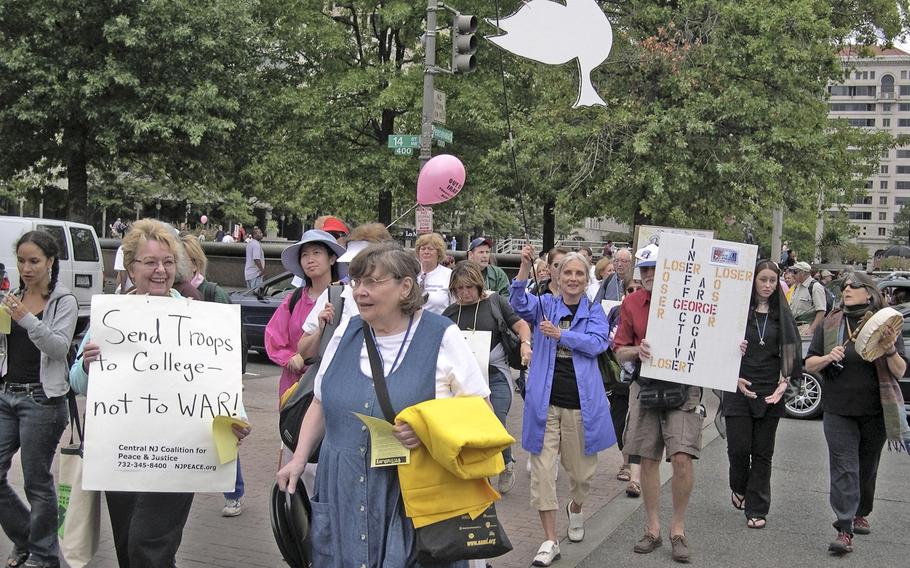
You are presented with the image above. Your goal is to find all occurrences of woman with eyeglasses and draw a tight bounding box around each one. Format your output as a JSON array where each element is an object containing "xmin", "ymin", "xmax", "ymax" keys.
[
  {"xmin": 724, "ymin": 260, "xmax": 801, "ymax": 529},
  {"xmin": 277, "ymin": 242, "xmax": 489, "ymax": 567},
  {"xmin": 414, "ymin": 233, "xmax": 452, "ymax": 315},
  {"xmin": 0, "ymin": 231, "xmax": 78, "ymax": 568},
  {"xmin": 69, "ymin": 219, "xmax": 250, "ymax": 567},
  {"xmin": 805, "ymin": 272, "xmax": 906, "ymax": 555}
]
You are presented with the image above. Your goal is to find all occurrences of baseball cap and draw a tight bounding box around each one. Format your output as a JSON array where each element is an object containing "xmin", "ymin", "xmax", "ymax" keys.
[
  {"xmin": 469, "ymin": 237, "xmax": 493, "ymax": 251},
  {"xmin": 635, "ymin": 244, "xmax": 659, "ymax": 267},
  {"xmin": 819, "ymin": 269, "xmax": 833, "ymax": 278},
  {"xmin": 792, "ymin": 261, "xmax": 812, "ymax": 272},
  {"xmin": 321, "ymin": 216, "xmax": 349, "ymax": 235}
]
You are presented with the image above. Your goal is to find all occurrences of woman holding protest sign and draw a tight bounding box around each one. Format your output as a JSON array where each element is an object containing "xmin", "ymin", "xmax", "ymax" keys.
[
  {"xmin": 277, "ymin": 242, "xmax": 490, "ymax": 567},
  {"xmin": 805, "ymin": 272, "xmax": 907, "ymax": 555},
  {"xmin": 442, "ymin": 261, "xmax": 532, "ymax": 494},
  {"xmin": 724, "ymin": 260, "xmax": 801, "ymax": 530},
  {"xmin": 69, "ymin": 219, "xmax": 250, "ymax": 568},
  {"xmin": 510, "ymin": 245, "xmax": 614, "ymax": 567},
  {"xmin": 0, "ymin": 231, "xmax": 78, "ymax": 568}
]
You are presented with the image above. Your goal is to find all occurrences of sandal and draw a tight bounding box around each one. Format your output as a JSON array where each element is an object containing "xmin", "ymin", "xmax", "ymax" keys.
[
  {"xmin": 616, "ymin": 465, "xmax": 632, "ymax": 482},
  {"xmin": 731, "ymin": 491, "xmax": 745, "ymax": 510},
  {"xmin": 626, "ymin": 480, "xmax": 641, "ymax": 498},
  {"xmin": 747, "ymin": 517, "xmax": 766, "ymax": 529},
  {"xmin": 6, "ymin": 550, "xmax": 29, "ymax": 568}
]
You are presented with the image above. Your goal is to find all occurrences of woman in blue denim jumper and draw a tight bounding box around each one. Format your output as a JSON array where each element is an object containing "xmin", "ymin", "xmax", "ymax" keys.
[
  {"xmin": 278, "ymin": 242, "xmax": 490, "ymax": 567},
  {"xmin": 1, "ymin": 231, "xmax": 78, "ymax": 568},
  {"xmin": 442, "ymin": 261, "xmax": 531, "ymax": 495}
]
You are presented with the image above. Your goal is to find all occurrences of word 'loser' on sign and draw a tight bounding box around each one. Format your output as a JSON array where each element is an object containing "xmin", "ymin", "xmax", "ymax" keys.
[
  {"xmin": 641, "ymin": 235, "xmax": 757, "ymax": 392},
  {"xmin": 83, "ymin": 295, "xmax": 243, "ymax": 493}
]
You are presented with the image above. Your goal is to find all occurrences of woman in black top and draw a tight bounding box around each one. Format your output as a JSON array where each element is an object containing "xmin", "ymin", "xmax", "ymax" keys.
[
  {"xmin": 0, "ymin": 231, "xmax": 78, "ymax": 568},
  {"xmin": 805, "ymin": 272, "xmax": 906, "ymax": 555},
  {"xmin": 443, "ymin": 261, "xmax": 531, "ymax": 494},
  {"xmin": 725, "ymin": 260, "xmax": 801, "ymax": 529}
]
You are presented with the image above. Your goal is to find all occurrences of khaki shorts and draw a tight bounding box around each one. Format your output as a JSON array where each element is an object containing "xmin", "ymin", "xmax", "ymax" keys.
[{"xmin": 623, "ymin": 381, "xmax": 703, "ymax": 462}]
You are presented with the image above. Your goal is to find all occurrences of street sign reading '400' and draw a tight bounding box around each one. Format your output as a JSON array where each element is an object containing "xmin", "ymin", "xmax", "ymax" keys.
[{"xmin": 388, "ymin": 134, "xmax": 419, "ymax": 155}]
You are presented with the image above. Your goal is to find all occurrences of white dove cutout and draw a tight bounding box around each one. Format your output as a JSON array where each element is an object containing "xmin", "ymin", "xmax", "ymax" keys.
[{"xmin": 487, "ymin": 0, "xmax": 612, "ymax": 108}]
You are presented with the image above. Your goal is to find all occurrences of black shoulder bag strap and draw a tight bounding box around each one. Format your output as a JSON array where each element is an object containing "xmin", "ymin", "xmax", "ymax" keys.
[
  {"xmin": 361, "ymin": 319, "xmax": 397, "ymax": 424},
  {"xmin": 64, "ymin": 389, "xmax": 85, "ymax": 456}
]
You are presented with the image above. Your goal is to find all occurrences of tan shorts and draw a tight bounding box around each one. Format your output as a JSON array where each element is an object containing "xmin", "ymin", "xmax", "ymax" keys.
[{"xmin": 623, "ymin": 381, "xmax": 703, "ymax": 462}]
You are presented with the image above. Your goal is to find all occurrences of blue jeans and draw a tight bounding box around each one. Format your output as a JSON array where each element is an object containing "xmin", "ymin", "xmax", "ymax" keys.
[
  {"xmin": 245, "ymin": 276, "xmax": 263, "ymax": 290},
  {"xmin": 0, "ymin": 389, "xmax": 68, "ymax": 564},
  {"xmin": 223, "ymin": 458, "xmax": 245, "ymax": 500},
  {"xmin": 488, "ymin": 368, "xmax": 513, "ymax": 464}
]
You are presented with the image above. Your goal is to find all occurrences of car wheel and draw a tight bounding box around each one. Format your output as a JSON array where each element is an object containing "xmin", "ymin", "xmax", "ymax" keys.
[{"xmin": 785, "ymin": 372, "xmax": 823, "ymax": 419}]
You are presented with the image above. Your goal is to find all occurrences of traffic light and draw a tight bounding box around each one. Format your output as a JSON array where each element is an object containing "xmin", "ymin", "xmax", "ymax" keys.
[{"xmin": 452, "ymin": 13, "xmax": 477, "ymax": 73}]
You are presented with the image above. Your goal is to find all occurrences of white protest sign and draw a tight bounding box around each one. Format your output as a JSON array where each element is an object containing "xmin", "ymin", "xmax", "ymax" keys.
[
  {"xmin": 461, "ymin": 330, "xmax": 492, "ymax": 383},
  {"xmin": 640, "ymin": 236, "xmax": 757, "ymax": 392},
  {"xmin": 83, "ymin": 295, "xmax": 243, "ymax": 492}
]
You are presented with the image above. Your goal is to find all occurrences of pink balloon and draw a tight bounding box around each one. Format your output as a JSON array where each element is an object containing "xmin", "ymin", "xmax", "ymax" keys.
[
  {"xmin": 200, "ymin": 215, "xmax": 208, "ymax": 224},
  {"xmin": 417, "ymin": 154, "xmax": 465, "ymax": 205}
]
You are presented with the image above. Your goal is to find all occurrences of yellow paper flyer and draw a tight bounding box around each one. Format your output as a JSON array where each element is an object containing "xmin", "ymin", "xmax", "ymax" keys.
[
  {"xmin": 211, "ymin": 416, "xmax": 250, "ymax": 465},
  {"xmin": 353, "ymin": 412, "xmax": 410, "ymax": 467}
]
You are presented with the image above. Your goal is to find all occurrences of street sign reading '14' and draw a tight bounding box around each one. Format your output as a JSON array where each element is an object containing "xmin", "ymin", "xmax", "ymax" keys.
[
  {"xmin": 388, "ymin": 135, "xmax": 420, "ymax": 149},
  {"xmin": 432, "ymin": 125, "xmax": 453, "ymax": 144}
]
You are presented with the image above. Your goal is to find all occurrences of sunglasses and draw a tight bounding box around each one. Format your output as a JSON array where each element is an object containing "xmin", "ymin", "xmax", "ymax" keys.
[
  {"xmin": 841, "ymin": 282, "xmax": 865, "ymax": 291},
  {"xmin": 626, "ymin": 286, "xmax": 640, "ymax": 294}
]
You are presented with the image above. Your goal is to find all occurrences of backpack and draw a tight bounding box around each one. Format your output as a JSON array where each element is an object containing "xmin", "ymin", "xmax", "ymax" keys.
[
  {"xmin": 808, "ymin": 280, "xmax": 834, "ymax": 315},
  {"xmin": 487, "ymin": 292, "xmax": 525, "ymax": 370},
  {"xmin": 278, "ymin": 284, "xmax": 345, "ymax": 459}
]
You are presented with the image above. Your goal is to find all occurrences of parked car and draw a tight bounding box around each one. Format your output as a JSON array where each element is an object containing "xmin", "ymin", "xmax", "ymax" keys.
[
  {"xmin": 0, "ymin": 216, "xmax": 104, "ymax": 331},
  {"xmin": 786, "ymin": 302, "xmax": 910, "ymax": 419},
  {"xmin": 229, "ymin": 271, "xmax": 296, "ymax": 353}
]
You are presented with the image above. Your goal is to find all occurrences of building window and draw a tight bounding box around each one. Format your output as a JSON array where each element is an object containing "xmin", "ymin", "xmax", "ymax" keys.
[
  {"xmin": 881, "ymin": 196, "xmax": 889, "ymax": 205},
  {"xmin": 854, "ymin": 196, "xmax": 873, "ymax": 205},
  {"xmin": 864, "ymin": 180, "xmax": 874, "ymax": 189},
  {"xmin": 897, "ymin": 166, "xmax": 910, "ymax": 174},
  {"xmin": 897, "ymin": 181, "xmax": 910, "ymax": 189},
  {"xmin": 896, "ymin": 196, "xmax": 910, "ymax": 205},
  {"xmin": 900, "ymin": 103, "xmax": 910, "ymax": 111},
  {"xmin": 883, "ymin": 103, "xmax": 892, "ymax": 111},
  {"xmin": 848, "ymin": 211, "xmax": 872, "ymax": 220},
  {"xmin": 830, "ymin": 85, "xmax": 876, "ymax": 96},
  {"xmin": 880, "ymin": 212, "xmax": 887, "ymax": 220},
  {"xmin": 898, "ymin": 149, "xmax": 910, "ymax": 158},
  {"xmin": 879, "ymin": 227, "xmax": 887, "ymax": 236},
  {"xmin": 848, "ymin": 118, "xmax": 875, "ymax": 127},
  {"xmin": 899, "ymin": 119, "xmax": 910, "ymax": 127},
  {"xmin": 881, "ymin": 181, "xmax": 889, "ymax": 189},
  {"xmin": 884, "ymin": 118, "xmax": 892, "ymax": 127},
  {"xmin": 829, "ymin": 103, "xmax": 876, "ymax": 111},
  {"xmin": 882, "ymin": 164, "xmax": 890, "ymax": 173},
  {"xmin": 903, "ymin": 71, "xmax": 908, "ymax": 79},
  {"xmin": 901, "ymin": 85, "xmax": 910, "ymax": 96}
]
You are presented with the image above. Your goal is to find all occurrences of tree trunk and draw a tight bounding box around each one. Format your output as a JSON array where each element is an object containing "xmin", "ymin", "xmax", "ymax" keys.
[
  {"xmin": 378, "ymin": 190, "xmax": 392, "ymax": 226},
  {"xmin": 65, "ymin": 125, "xmax": 90, "ymax": 224},
  {"xmin": 543, "ymin": 198, "xmax": 555, "ymax": 252}
]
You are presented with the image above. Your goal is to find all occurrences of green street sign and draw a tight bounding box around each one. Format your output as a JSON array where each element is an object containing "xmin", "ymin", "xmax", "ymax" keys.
[
  {"xmin": 387, "ymin": 135, "xmax": 419, "ymax": 149},
  {"xmin": 432, "ymin": 125, "xmax": 453, "ymax": 144},
  {"xmin": 394, "ymin": 147, "xmax": 414, "ymax": 156}
]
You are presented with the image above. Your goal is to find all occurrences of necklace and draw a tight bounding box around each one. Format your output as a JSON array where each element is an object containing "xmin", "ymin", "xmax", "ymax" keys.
[{"xmin": 755, "ymin": 311, "xmax": 769, "ymax": 346}]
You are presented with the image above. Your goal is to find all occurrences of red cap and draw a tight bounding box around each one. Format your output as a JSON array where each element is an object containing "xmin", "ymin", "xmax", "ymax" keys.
[{"xmin": 322, "ymin": 216, "xmax": 349, "ymax": 235}]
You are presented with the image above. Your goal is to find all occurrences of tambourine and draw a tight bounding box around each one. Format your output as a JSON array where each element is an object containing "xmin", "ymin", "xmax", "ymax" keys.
[{"xmin": 854, "ymin": 307, "xmax": 903, "ymax": 362}]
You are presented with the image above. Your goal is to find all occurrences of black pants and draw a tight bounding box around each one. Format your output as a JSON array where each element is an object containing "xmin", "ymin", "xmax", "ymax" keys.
[
  {"xmin": 725, "ymin": 415, "xmax": 780, "ymax": 518},
  {"xmin": 106, "ymin": 491, "xmax": 194, "ymax": 568},
  {"xmin": 608, "ymin": 390, "xmax": 640, "ymax": 465},
  {"xmin": 823, "ymin": 412, "xmax": 886, "ymax": 534}
]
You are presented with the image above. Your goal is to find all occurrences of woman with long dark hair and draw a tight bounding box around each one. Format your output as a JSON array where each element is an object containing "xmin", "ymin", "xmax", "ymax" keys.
[
  {"xmin": 1, "ymin": 231, "xmax": 78, "ymax": 568},
  {"xmin": 805, "ymin": 272, "xmax": 907, "ymax": 555},
  {"xmin": 724, "ymin": 260, "xmax": 801, "ymax": 529}
]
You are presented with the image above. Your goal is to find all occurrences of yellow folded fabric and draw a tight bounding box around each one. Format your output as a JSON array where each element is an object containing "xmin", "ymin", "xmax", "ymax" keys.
[{"xmin": 396, "ymin": 396, "xmax": 515, "ymax": 528}]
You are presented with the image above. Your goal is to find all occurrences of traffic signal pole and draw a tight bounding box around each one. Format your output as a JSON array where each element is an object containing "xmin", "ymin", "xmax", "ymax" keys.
[{"xmin": 420, "ymin": 0, "xmax": 438, "ymax": 171}]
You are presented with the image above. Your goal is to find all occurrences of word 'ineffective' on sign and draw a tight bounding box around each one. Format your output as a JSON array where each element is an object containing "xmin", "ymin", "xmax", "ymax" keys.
[
  {"xmin": 82, "ymin": 295, "xmax": 243, "ymax": 492},
  {"xmin": 641, "ymin": 235, "xmax": 757, "ymax": 392}
]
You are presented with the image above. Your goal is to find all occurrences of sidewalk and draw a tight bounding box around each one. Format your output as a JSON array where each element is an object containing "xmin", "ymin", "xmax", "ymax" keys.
[{"xmin": 2, "ymin": 365, "xmax": 724, "ymax": 567}]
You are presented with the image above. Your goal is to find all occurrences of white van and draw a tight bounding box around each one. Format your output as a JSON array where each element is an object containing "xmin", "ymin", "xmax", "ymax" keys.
[{"xmin": 0, "ymin": 216, "xmax": 104, "ymax": 328}]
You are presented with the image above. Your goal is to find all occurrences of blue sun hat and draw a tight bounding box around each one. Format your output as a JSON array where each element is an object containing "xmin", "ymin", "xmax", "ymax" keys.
[{"xmin": 281, "ymin": 230, "xmax": 346, "ymax": 280}]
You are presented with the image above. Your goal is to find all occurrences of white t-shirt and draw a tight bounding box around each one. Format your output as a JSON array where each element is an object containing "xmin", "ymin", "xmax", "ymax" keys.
[
  {"xmin": 314, "ymin": 311, "xmax": 490, "ymax": 401},
  {"xmin": 302, "ymin": 286, "xmax": 358, "ymax": 335},
  {"xmin": 221, "ymin": 235, "xmax": 235, "ymax": 243},
  {"xmin": 244, "ymin": 239, "xmax": 264, "ymax": 280},
  {"xmin": 113, "ymin": 246, "xmax": 132, "ymax": 292},
  {"xmin": 419, "ymin": 264, "xmax": 453, "ymax": 315}
]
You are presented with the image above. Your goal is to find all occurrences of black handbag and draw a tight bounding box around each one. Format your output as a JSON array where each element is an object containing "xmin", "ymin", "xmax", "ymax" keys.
[
  {"xmin": 361, "ymin": 320, "xmax": 513, "ymax": 564},
  {"xmin": 634, "ymin": 363, "xmax": 688, "ymax": 409}
]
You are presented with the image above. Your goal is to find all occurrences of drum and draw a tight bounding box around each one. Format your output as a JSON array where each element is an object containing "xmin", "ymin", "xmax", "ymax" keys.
[{"xmin": 854, "ymin": 307, "xmax": 903, "ymax": 362}]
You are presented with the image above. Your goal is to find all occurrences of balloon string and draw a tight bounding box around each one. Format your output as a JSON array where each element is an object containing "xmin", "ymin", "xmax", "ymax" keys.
[
  {"xmin": 386, "ymin": 202, "xmax": 420, "ymax": 230},
  {"xmin": 493, "ymin": 0, "xmax": 543, "ymax": 320}
]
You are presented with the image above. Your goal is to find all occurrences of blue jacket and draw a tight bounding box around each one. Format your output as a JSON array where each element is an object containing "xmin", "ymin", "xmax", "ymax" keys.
[{"xmin": 510, "ymin": 280, "xmax": 616, "ymax": 455}]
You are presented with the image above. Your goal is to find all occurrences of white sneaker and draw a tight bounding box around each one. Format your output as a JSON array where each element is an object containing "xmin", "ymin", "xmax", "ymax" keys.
[
  {"xmin": 221, "ymin": 498, "xmax": 242, "ymax": 517},
  {"xmin": 498, "ymin": 462, "xmax": 515, "ymax": 494},
  {"xmin": 566, "ymin": 502, "xmax": 584, "ymax": 542},
  {"xmin": 532, "ymin": 540, "xmax": 561, "ymax": 566}
]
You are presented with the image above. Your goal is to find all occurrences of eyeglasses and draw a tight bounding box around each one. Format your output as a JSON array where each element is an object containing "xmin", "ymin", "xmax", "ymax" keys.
[
  {"xmin": 133, "ymin": 257, "xmax": 177, "ymax": 271},
  {"xmin": 841, "ymin": 282, "xmax": 865, "ymax": 291},
  {"xmin": 327, "ymin": 231, "xmax": 346, "ymax": 239},
  {"xmin": 350, "ymin": 276, "xmax": 397, "ymax": 290}
]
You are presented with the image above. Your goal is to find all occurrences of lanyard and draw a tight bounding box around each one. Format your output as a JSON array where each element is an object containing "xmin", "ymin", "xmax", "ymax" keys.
[
  {"xmin": 456, "ymin": 302, "xmax": 480, "ymax": 332},
  {"xmin": 370, "ymin": 314, "xmax": 414, "ymax": 376}
]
